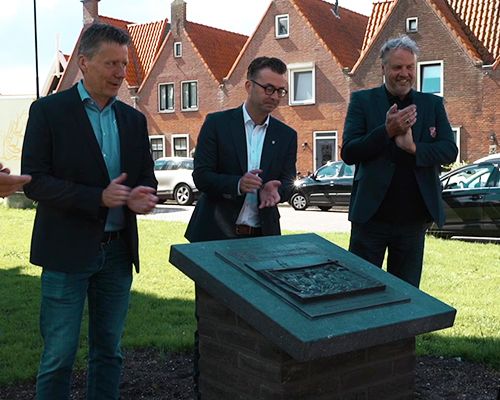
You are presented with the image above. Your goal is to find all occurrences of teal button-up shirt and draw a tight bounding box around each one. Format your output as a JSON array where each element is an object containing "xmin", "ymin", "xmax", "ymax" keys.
[{"xmin": 77, "ymin": 80, "xmax": 125, "ymax": 231}]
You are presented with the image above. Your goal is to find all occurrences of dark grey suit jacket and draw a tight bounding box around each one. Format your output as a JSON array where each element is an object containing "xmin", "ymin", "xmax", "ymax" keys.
[
  {"xmin": 341, "ymin": 85, "xmax": 458, "ymax": 227},
  {"xmin": 21, "ymin": 84, "xmax": 157, "ymax": 272},
  {"xmin": 185, "ymin": 106, "xmax": 297, "ymax": 242}
]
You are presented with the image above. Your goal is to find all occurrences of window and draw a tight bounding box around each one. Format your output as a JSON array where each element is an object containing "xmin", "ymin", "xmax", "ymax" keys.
[
  {"xmin": 275, "ymin": 14, "xmax": 289, "ymax": 38},
  {"xmin": 149, "ymin": 135, "xmax": 165, "ymax": 161},
  {"xmin": 406, "ymin": 17, "xmax": 418, "ymax": 33},
  {"xmin": 158, "ymin": 83, "xmax": 174, "ymax": 112},
  {"xmin": 172, "ymin": 134, "xmax": 189, "ymax": 157},
  {"xmin": 181, "ymin": 81, "xmax": 198, "ymax": 111},
  {"xmin": 289, "ymin": 62, "xmax": 315, "ymax": 105},
  {"xmin": 443, "ymin": 164, "xmax": 496, "ymax": 190},
  {"xmin": 174, "ymin": 42, "xmax": 182, "ymax": 58},
  {"xmin": 451, "ymin": 126, "xmax": 461, "ymax": 162},
  {"xmin": 418, "ymin": 61, "xmax": 444, "ymax": 96},
  {"xmin": 314, "ymin": 131, "xmax": 337, "ymax": 170}
]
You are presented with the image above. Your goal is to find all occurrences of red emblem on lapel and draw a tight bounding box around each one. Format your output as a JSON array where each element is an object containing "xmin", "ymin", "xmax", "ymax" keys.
[{"xmin": 429, "ymin": 127, "xmax": 437, "ymax": 138}]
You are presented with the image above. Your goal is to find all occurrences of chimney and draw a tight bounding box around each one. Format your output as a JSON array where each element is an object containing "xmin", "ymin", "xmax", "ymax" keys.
[
  {"xmin": 171, "ymin": 0, "xmax": 187, "ymax": 36},
  {"xmin": 81, "ymin": 0, "xmax": 100, "ymax": 26}
]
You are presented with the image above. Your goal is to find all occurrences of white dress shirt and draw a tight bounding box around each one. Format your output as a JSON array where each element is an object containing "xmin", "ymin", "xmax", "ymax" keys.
[{"xmin": 236, "ymin": 103, "xmax": 270, "ymax": 227}]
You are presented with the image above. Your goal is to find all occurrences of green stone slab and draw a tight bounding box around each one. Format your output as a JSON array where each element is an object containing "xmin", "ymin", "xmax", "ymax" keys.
[{"xmin": 169, "ymin": 233, "xmax": 456, "ymax": 361}]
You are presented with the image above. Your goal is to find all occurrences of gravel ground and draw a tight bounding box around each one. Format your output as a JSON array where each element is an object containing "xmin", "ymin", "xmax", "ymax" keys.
[{"xmin": 1, "ymin": 350, "xmax": 499, "ymax": 399}]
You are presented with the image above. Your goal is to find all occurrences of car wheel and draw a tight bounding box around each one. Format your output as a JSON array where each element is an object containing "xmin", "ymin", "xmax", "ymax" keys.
[
  {"xmin": 318, "ymin": 206, "xmax": 331, "ymax": 211},
  {"xmin": 290, "ymin": 193, "xmax": 307, "ymax": 210},
  {"xmin": 174, "ymin": 184, "xmax": 194, "ymax": 205}
]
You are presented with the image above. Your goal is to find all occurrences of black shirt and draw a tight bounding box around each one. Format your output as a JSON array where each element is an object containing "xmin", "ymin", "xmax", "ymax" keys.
[{"xmin": 372, "ymin": 88, "xmax": 431, "ymax": 224}]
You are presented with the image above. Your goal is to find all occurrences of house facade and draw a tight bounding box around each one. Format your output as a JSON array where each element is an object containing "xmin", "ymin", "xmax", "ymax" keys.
[{"xmin": 56, "ymin": 0, "xmax": 499, "ymax": 174}]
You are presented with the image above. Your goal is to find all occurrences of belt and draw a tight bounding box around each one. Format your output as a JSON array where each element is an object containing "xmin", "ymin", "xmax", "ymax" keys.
[
  {"xmin": 101, "ymin": 230, "xmax": 123, "ymax": 244},
  {"xmin": 235, "ymin": 224, "xmax": 262, "ymax": 236}
]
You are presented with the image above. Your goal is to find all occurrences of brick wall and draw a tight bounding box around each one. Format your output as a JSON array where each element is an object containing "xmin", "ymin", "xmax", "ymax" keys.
[{"xmin": 197, "ymin": 287, "xmax": 415, "ymax": 400}]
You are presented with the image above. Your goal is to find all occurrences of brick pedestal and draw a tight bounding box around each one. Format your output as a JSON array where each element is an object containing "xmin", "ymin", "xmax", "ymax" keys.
[{"xmin": 197, "ymin": 288, "xmax": 415, "ymax": 400}]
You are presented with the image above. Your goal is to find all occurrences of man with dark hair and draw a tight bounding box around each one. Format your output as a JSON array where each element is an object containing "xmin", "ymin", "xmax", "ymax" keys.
[
  {"xmin": 341, "ymin": 35, "xmax": 458, "ymax": 287},
  {"xmin": 185, "ymin": 56, "xmax": 297, "ymax": 242},
  {"xmin": 21, "ymin": 23, "xmax": 157, "ymax": 399}
]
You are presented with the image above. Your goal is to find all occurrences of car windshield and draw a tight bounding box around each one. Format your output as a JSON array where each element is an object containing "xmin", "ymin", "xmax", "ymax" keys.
[
  {"xmin": 443, "ymin": 164, "xmax": 496, "ymax": 190},
  {"xmin": 154, "ymin": 159, "xmax": 193, "ymax": 171},
  {"xmin": 315, "ymin": 163, "xmax": 341, "ymax": 179}
]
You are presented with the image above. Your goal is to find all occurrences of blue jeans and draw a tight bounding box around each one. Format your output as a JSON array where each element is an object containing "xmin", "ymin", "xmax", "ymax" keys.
[
  {"xmin": 349, "ymin": 220, "xmax": 430, "ymax": 288},
  {"xmin": 36, "ymin": 238, "xmax": 133, "ymax": 400}
]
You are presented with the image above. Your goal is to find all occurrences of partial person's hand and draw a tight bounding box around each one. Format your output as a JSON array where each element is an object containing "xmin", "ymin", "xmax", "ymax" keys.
[
  {"xmin": 386, "ymin": 104, "xmax": 417, "ymax": 138},
  {"xmin": 240, "ymin": 169, "xmax": 263, "ymax": 194},
  {"xmin": 0, "ymin": 170, "xmax": 32, "ymax": 197},
  {"xmin": 395, "ymin": 128, "xmax": 417, "ymax": 154},
  {"xmin": 102, "ymin": 173, "xmax": 131, "ymax": 208},
  {"xmin": 259, "ymin": 180, "xmax": 281, "ymax": 209},
  {"xmin": 127, "ymin": 186, "xmax": 158, "ymax": 214}
]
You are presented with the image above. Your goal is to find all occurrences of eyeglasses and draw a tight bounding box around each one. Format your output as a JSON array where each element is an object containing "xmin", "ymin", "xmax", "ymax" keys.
[{"xmin": 250, "ymin": 80, "xmax": 288, "ymax": 98}]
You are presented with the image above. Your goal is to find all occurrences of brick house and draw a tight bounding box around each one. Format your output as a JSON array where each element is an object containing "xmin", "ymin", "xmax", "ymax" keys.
[
  {"xmin": 55, "ymin": 0, "xmax": 499, "ymax": 173},
  {"xmin": 137, "ymin": 0, "xmax": 247, "ymax": 159}
]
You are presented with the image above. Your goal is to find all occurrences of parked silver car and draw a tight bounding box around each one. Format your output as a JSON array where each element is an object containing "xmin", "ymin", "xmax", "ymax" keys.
[{"xmin": 154, "ymin": 157, "xmax": 198, "ymax": 205}]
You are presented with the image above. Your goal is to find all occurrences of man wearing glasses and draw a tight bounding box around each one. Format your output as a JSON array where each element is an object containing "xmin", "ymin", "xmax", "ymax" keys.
[{"xmin": 185, "ymin": 56, "xmax": 297, "ymax": 242}]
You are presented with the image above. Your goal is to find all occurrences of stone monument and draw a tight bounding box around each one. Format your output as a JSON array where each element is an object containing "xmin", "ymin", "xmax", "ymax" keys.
[{"xmin": 169, "ymin": 233, "xmax": 456, "ymax": 399}]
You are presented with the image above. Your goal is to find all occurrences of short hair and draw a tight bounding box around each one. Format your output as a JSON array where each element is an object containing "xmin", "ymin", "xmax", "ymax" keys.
[
  {"xmin": 380, "ymin": 35, "xmax": 420, "ymax": 64},
  {"xmin": 247, "ymin": 57, "xmax": 287, "ymax": 80},
  {"xmin": 78, "ymin": 23, "xmax": 130, "ymax": 59}
]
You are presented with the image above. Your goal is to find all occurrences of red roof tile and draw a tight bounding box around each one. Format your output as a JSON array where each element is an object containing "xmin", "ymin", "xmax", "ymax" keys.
[
  {"xmin": 293, "ymin": 0, "xmax": 369, "ymax": 68},
  {"xmin": 361, "ymin": 0, "xmax": 396, "ymax": 52},
  {"xmin": 128, "ymin": 19, "xmax": 169, "ymax": 86},
  {"xmin": 99, "ymin": 16, "xmax": 168, "ymax": 87},
  {"xmin": 186, "ymin": 22, "xmax": 248, "ymax": 82},
  {"xmin": 447, "ymin": 0, "xmax": 500, "ymax": 60}
]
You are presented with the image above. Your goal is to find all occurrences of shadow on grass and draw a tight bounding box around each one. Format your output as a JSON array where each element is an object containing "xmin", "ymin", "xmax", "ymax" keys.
[
  {"xmin": 418, "ymin": 332, "xmax": 500, "ymax": 371},
  {"xmin": 0, "ymin": 266, "xmax": 196, "ymax": 386}
]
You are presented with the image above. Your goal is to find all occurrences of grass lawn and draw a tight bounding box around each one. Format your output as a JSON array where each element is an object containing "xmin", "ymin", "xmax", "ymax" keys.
[{"xmin": 0, "ymin": 207, "xmax": 498, "ymax": 385}]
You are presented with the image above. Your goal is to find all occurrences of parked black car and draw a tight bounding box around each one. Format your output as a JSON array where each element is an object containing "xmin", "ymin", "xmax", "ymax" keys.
[
  {"xmin": 289, "ymin": 161, "xmax": 355, "ymax": 211},
  {"xmin": 429, "ymin": 160, "xmax": 500, "ymax": 239}
]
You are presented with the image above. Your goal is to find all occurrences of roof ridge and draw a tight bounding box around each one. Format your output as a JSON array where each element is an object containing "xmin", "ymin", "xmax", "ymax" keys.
[{"xmin": 187, "ymin": 20, "xmax": 248, "ymax": 39}]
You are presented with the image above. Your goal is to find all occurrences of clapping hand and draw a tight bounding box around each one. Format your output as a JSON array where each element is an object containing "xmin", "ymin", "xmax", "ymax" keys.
[
  {"xmin": 259, "ymin": 180, "xmax": 281, "ymax": 209},
  {"xmin": 127, "ymin": 186, "xmax": 158, "ymax": 214},
  {"xmin": 240, "ymin": 169, "xmax": 263, "ymax": 194}
]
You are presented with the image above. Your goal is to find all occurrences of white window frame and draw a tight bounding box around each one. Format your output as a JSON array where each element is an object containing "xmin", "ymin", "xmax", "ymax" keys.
[
  {"xmin": 275, "ymin": 14, "xmax": 289, "ymax": 38},
  {"xmin": 288, "ymin": 62, "xmax": 315, "ymax": 106},
  {"xmin": 313, "ymin": 131, "xmax": 338, "ymax": 171},
  {"xmin": 149, "ymin": 135, "xmax": 165, "ymax": 160},
  {"xmin": 417, "ymin": 60, "xmax": 444, "ymax": 97},
  {"xmin": 406, "ymin": 17, "xmax": 418, "ymax": 33},
  {"xmin": 174, "ymin": 42, "xmax": 182, "ymax": 58},
  {"xmin": 181, "ymin": 80, "xmax": 199, "ymax": 111},
  {"xmin": 158, "ymin": 82, "xmax": 175, "ymax": 113},
  {"xmin": 171, "ymin": 134, "xmax": 190, "ymax": 157},
  {"xmin": 451, "ymin": 126, "xmax": 461, "ymax": 163}
]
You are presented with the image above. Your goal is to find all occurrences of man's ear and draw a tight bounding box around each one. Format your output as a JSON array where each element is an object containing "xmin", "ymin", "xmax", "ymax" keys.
[
  {"xmin": 245, "ymin": 80, "xmax": 252, "ymax": 94},
  {"xmin": 78, "ymin": 54, "xmax": 87, "ymax": 73}
]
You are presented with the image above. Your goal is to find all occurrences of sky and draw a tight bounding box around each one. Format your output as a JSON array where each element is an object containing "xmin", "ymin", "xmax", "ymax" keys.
[{"xmin": 0, "ymin": 0, "xmax": 373, "ymax": 96}]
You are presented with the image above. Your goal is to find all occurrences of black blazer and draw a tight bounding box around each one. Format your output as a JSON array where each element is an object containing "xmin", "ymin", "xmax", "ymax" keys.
[
  {"xmin": 21, "ymin": 85, "xmax": 157, "ymax": 272},
  {"xmin": 341, "ymin": 85, "xmax": 458, "ymax": 227},
  {"xmin": 185, "ymin": 106, "xmax": 297, "ymax": 242}
]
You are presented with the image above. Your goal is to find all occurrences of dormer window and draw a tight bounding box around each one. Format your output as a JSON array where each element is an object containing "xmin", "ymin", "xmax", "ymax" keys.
[
  {"xmin": 174, "ymin": 42, "xmax": 182, "ymax": 58},
  {"xmin": 406, "ymin": 17, "xmax": 418, "ymax": 33},
  {"xmin": 275, "ymin": 14, "xmax": 289, "ymax": 38}
]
